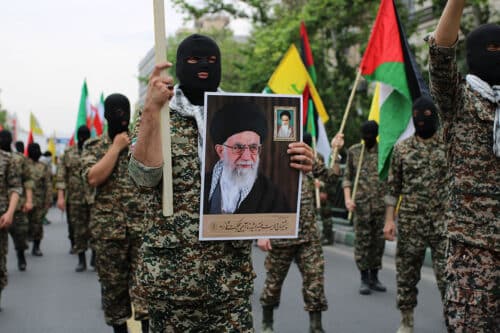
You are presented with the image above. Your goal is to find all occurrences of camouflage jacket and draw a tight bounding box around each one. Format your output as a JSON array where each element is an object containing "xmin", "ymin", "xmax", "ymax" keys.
[
  {"xmin": 429, "ymin": 37, "xmax": 499, "ymax": 252},
  {"xmin": 28, "ymin": 159, "xmax": 52, "ymax": 208},
  {"xmin": 56, "ymin": 145, "xmax": 88, "ymax": 204},
  {"xmin": 0, "ymin": 150, "xmax": 23, "ymax": 213},
  {"xmin": 272, "ymin": 156, "xmax": 337, "ymax": 247},
  {"xmin": 11, "ymin": 152, "xmax": 34, "ymax": 210},
  {"xmin": 129, "ymin": 105, "xmax": 255, "ymax": 302},
  {"xmin": 343, "ymin": 143, "xmax": 386, "ymax": 217},
  {"xmin": 385, "ymin": 134, "xmax": 448, "ymax": 233},
  {"xmin": 81, "ymin": 135, "xmax": 145, "ymax": 240}
]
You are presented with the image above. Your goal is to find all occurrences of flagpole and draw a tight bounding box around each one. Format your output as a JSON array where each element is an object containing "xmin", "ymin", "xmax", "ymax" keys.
[
  {"xmin": 312, "ymin": 137, "xmax": 321, "ymax": 210},
  {"xmin": 153, "ymin": 0, "xmax": 174, "ymax": 216},
  {"xmin": 330, "ymin": 68, "xmax": 362, "ymax": 168},
  {"xmin": 348, "ymin": 142, "xmax": 365, "ymax": 221}
]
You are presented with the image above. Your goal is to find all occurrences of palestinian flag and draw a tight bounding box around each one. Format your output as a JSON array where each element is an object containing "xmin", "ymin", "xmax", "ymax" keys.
[
  {"xmin": 360, "ymin": 0, "xmax": 428, "ymax": 179},
  {"xmin": 300, "ymin": 21, "xmax": 331, "ymax": 161}
]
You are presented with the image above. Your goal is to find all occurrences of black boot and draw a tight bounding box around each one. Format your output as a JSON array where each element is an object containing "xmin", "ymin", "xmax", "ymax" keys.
[
  {"xmin": 75, "ymin": 252, "xmax": 87, "ymax": 272},
  {"xmin": 309, "ymin": 311, "xmax": 325, "ymax": 333},
  {"xmin": 261, "ymin": 305, "xmax": 274, "ymax": 333},
  {"xmin": 141, "ymin": 319, "xmax": 149, "ymax": 333},
  {"xmin": 17, "ymin": 250, "xmax": 27, "ymax": 271},
  {"xmin": 32, "ymin": 240, "xmax": 43, "ymax": 257},
  {"xmin": 112, "ymin": 323, "xmax": 128, "ymax": 333},
  {"xmin": 90, "ymin": 250, "xmax": 96, "ymax": 268},
  {"xmin": 369, "ymin": 269, "xmax": 387, "ymax": 292},
  {"xmin": 359, "ymin": 270, "xmax": 371, "ymax": 295}
]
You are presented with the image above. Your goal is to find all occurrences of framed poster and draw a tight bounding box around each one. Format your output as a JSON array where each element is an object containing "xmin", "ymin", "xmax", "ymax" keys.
[
  {"xmin": 200, "ymin": 92, "xmax": 302, "ymax": 240},
  {"xmin": 274, "ymin": 106, "xmax": 297, "ymax": 141}
]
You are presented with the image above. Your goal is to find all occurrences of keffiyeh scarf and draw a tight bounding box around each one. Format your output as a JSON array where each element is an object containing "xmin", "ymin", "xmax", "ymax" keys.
[{"xmin": 466, "ymin": 74, "xmax": 500, "ymax": 157}]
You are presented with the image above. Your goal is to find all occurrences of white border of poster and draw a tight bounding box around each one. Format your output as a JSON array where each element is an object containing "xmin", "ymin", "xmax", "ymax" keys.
[{"xmin": 199, "ymin": 92, "xmax": 303, "ymax": 240}]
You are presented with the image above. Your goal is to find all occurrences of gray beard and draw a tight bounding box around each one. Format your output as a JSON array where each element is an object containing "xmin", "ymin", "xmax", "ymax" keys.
[{"xmin": 219, "ymin": 152, "xmax": 259, "ymax": 213}]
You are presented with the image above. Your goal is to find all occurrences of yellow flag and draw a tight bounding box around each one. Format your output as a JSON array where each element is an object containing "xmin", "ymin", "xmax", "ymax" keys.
[
  {"xmin": 268, "ymin": 44, "xmax": 329, "ymax": 123},
  {"xmin": 47, "ymin": 134, "xmax": 56, "ymax": 164},
  {"xmin": 30, "ymin": 112, "xmax": 44, "ymax": 135},
  {"xmin": 368, "ymin": 82, "xmax": 380, "ymax": 123}
]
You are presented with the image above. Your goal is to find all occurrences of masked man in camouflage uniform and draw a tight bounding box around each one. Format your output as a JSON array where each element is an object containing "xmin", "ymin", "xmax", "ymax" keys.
[
  {"xmin": 0, "ymin": 147, "xmax": 22, "ymax": 310},
  {"xmin": 82, "ymin": 94, "xmax": 149, "ymax": 333},
  {"xmin": 429, "ymin": 2, "xmax": 499, "ymax": 331},
  {"xmin": 27, "ymin": 143, "xmax": 52, "ymax": 257},
  {"xmin": 343, "ymin": 121, "xmax": 387, "ymax": 295},
  {"xmin": 384, "ymin": 96, "xmax": 449, "ymax": 333},
  {"xmin": 129, "ymin": 33, "xmax": 314, "ymax": 333},
  {"xmin": 257, "ymin": 133, "xmax": 344, "ymax": 333},
  {"xmin": 56, "ymin": 125, "xmax": 92, "ymax": 272},
  {"xmin": 0, "ymin": 130, "xmax": 33, "ymax": 271}
]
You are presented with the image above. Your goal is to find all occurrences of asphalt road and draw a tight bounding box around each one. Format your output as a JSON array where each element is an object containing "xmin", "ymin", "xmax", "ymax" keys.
[{"xmin": 0, "ymin": 208, "xmax": 446, "ymax": 332}]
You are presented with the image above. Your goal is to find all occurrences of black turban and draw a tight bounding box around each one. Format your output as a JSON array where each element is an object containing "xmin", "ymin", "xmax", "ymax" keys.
[{"xmin": 210, "ymin": 102, "xmax": 268, "ymax": 145}]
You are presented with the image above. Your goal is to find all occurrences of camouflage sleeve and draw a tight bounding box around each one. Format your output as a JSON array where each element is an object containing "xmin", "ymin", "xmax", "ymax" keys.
[
  {"xmin": 7, "ymin": 155, "xmax": 23, "ymax": 197},
  {"xmin": 127, "ymin": 107, "xmax": 164, "ymax": 188},
  {"xmin": 55, "ymin": 153, "xmax": 66, "ymax": 190},
  {"xmin": 313, "ymin": 154, "xmax": 340, "ymax": 184},
  {"xmin": 22, "ymin": 156, "xmax": 34, "ymax": 190},
  {"xmin": 384, "ymin": 143, "xmax": 402, "ymax": 207},
  {"xmin": 128, "ymin": 155, "xmax": 163, "ymax": 188},
  {"xmin": 428, "ymin": 36, "xmax": 460, "ymax": 126},
  {"xmin": 342, "ymin": 147, "xmax": 354, "ymax": 188},
  {"xmin": 44, "ymin": 164, "xmax": 53, "ymax": 206}
]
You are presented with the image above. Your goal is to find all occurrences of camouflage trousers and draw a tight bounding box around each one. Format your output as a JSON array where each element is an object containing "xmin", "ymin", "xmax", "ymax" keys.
[
  {"xmin": 322, "ymin": 217, "xmax": 333, "ymax": 237},
  {"xmin": 94, "ymin": 231, "xmax": 148, "ymax": 326},
  {"xmin": 8, "ymin": 211, "xmax": 29, "ymax": 251},
  {"xmin": 148, "ymin": 296, "xmax": 254, "ymax": 333},
  {"xmin": 260, "ymin": 240, "xmax": 328, "ymax": 312},
  {"xmin": 353, "ymin": 211, "xmax": 385, "ymax": 271},
  {"xmin": 67, "ymin": 203, "xmax": 91, "ymax": 254},
  {"xmin": 444, "ymin": 240, "xmax": 500, "ymax": 333},
  {"xmin": 27, "ymin": 206, "xmax": 47, "ymax": 241},
  {"xmin": 396, "ymin": 226, "xmax": 447, "ymax": 311},
  {"xmin": 65, "ymin": 203, "xmax": 74, "ymax": 247},
  {"xmin": 0, "ymin": 228, "xmax": 8, "ymax": 290}
]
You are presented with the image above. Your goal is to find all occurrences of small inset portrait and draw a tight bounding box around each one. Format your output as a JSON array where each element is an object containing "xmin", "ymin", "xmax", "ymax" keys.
[{"xmin": 274, "ymin": 106, "xmax": 296, "ymax": 141}]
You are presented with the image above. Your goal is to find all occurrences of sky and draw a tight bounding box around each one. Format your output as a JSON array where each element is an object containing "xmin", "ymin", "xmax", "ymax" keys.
[{"xmin": 0, "ymin": 0, "xmax": 250, "ymax": 138}]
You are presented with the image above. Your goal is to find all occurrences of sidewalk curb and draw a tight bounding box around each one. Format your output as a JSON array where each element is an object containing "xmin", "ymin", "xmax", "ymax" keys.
[{"xmin": 332, "ymin": 225, "xmax": 434, "ymax": 268}]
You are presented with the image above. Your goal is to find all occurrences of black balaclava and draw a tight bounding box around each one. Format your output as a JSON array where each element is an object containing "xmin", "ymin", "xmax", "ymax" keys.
[
  {"xmin": 361, "ymin": 120, "xmax": 378, "ymax": 149},
  {"xmin": 15, "ymin": 141, "xmax": 24, "ymax": 153},
  {"xmin": 104, "ymin": 93, "xmax": 130, "ymax": 141},
  {"xmin": 466, "ymin": 23, "xmax": 500, "ymax": 86},
  {"xmin": 413, "ymin": 95, "xmax": 438, "ymax": 139},
  {"xmin": 176, "ymin": 34, "xmax": 221, "ymax": 106},
  {"xmin": 27, "ymin": 143, "xmax": 41, "ymax": 162},
  {"xmin": 77, "ymin": 125, "xmax": 91, "ymax": 151},
  {"xmin": 0, "ymin": 130, "xmax": 13, "ymax": 152}
]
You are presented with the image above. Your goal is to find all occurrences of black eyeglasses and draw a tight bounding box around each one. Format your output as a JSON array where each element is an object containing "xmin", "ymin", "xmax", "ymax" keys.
[{"xmin": 223, "ymin": 144, "xmax": 262, "ymax": 156}]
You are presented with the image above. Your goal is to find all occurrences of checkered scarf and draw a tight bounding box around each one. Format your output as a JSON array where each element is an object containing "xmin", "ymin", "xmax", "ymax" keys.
[{"xmin": 466, "ymin": 74, "xmax": 500, "ymax": 157}]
